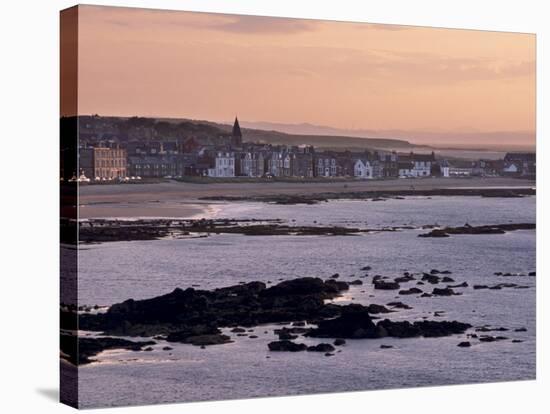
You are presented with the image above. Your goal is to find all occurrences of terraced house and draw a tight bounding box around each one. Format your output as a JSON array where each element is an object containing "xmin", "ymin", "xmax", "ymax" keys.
[{"xmin": 79, "ymin": 146, "xmax": 127, "ymax": 180}]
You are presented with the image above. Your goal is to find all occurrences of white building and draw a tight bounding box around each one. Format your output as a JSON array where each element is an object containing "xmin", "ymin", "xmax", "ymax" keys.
[
  {"xmin": 208, "ymin": 152, "xmax": 235, "ymax": 177},
  {"xmin": 398, "ymin": 153, "xmax": 435, "ymax": 177},
  {"xmin": 440, "ymin": 160, "xmax": 450, "ymax": 178},
  {"xmin": 354, "ymin": 159, "xmax": 374, "ymax": 179},
  {"xmin": 503, "ymin": 163, "xmax": 519, "ymax": 175}
]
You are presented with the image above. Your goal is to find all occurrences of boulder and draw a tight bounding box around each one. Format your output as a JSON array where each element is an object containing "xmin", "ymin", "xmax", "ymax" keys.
[
  {"xmin": 473, "ymin": 285, "xmax": 489, "ymax": 290},
  {"xmin": 395, "ymin": 275, "xmax": 416, "ymax": 283},
  {"xmin": 166, "ymin": 326, "xmax": 233, "ymax": 346},
  {"xmin": 231, "ymin": 327, "xmax": 246, "ymax": 333},
  {"xmin": 447, "ymin": 282, "xmax": 468, "ymax": 288},
  {"xmin": 374, "ymin": 280, "xmax": 400, "ymax": 290},
  {"xmin": 432, "ymin": 287, "xmax": 460, "ymax": 296},
  {"xmin": 399, "ymin": 287, "xmax": 423, "ymax": 295},
  {"xmin": 268, "ymin": 340, "xmax": 307, "ymax": 352},
  {"xmin": 421, "ymin": 274, "xmax": 441, "ymax": 284},
  {"xmin": 307, "ymin": 304, "xmax": 378, "ymax": 339},
  {"xmin": 386, "ymin": 301, "xmax": 412, "ymax": 310},
  {"xmin": 367, "ymin": 304, "xmax": 393, "ymax": 314},
  {"xmin": 307, "ymin": 343, "xmax": 336, "ymax": 353}
]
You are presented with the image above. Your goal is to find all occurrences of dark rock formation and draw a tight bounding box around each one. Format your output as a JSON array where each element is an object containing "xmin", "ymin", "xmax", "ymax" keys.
[
  {"xmin": 395, "ymin": 275, "xmax": 416, "ymax": 283},
  {"xmin": 374, "ymin": 280, "xmax": 400, "ymax": 290},
  {"xmin": 419, "ymin": 223, "xmax": 535, "ymax": 238},
  {"xmin": 307, "ymin": 343, "xmax": 336, "ymax": 353},
  {"xmin": 79, "ymin": 277, "xmax": 348, "ymax": 337},
  {"xmin": 166, "ymin": 325, "xmax": 232, "ymax": 346},
  {"xmin": 60, "ymin": 334, "xmax": 156, "ymax": 365},
  {"xmin": 268, "ymin": 340, "xmax": 307, "ymax": 352},
  {"xmin": 399, "ymin": 287, "xmax": 423, "ymax": 295},
  {"xmin": 432, "ymin": 287, "xmax": 460, "ymax": 296},
  {"xmin": 80, "ymin": 218, "xmax": 372, "ymax": 243},
  {"xmin": 387, "ymin": 301, "xmax": 412, "ymax": 310},
  {"xmin": 421, "ymin": 274, "xmax": 441, "ymax": 284},
  {"xmin": 367, "ymin": 304, "xmax": 393, "ymax": 314},
  {"xmin": 307, "ymin": 304, "xmax": 471, "ymax": 339},
  {"xmin": 447, "ymin": 282, "xmax": 468, "ymax": 288},
  {"xmin": 307, "ymin": 304, "xmax": 379, "ymax": 339}
]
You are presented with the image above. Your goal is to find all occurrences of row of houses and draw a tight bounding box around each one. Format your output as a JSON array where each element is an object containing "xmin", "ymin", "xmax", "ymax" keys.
[{"xmin": 76, "ymin": 117, "xmax": 535, "ymax": 181}]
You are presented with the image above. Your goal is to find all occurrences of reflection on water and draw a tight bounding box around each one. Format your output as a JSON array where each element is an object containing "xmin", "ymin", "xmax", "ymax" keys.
[{"xmin": 77, "ymin": 196, "xmax": 536, "ymax": 408}]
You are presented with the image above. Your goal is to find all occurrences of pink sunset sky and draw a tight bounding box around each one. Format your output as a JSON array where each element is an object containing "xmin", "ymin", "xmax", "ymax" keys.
[{"xmin": 70, "ymin": 5, "xmax": 536, "ymax": 147}]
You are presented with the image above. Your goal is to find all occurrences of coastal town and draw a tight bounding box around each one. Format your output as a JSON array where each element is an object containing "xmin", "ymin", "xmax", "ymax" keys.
[{"xmin": 66, "ymin": 116, "xmax": 536, "ymax": 183}]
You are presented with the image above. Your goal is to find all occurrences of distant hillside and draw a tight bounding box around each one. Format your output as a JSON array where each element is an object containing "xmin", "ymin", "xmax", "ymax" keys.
[
  {"xmin": 239, "ymin": 129, "xmax": 415, "ymax": 150},
  {"xmin": 186, "ymin": 118, "xmax": 416, "ymax": 150},
  {"xmin": 77, "ymin": 115, "xmax": 418, "ymax": 151}
]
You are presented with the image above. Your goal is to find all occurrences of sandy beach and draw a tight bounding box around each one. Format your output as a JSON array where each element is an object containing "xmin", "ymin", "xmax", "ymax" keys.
[{"xmin": 77, "ymin": 177, "xmax": 534, "ymax": 219}]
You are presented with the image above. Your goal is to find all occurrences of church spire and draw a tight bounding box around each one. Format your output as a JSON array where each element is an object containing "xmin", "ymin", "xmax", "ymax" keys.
[
  {"xmin": 232, "ymin": 116, "xmax": 242, "ymax": 138},
  {"xmin": 232, "ymin": 116, "xmax": 242, "ymax": 146}
]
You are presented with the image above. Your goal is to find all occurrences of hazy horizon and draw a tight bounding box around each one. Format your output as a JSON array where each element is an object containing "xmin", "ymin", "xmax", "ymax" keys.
[{"xmin": 67, "ymin": 5, "xmax": 536, "ymax": 148}]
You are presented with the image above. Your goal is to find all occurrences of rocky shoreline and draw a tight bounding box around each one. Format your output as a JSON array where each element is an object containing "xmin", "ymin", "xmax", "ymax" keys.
[
  {"xmin": 78, "ymin": 217, "xmax": 535, "ymax": 244},
  {"xmin": 78, "ymin": 218, "xmax": 417, "ymax": 243},
  {"xmin": 199, "ymin": 187, "xmax": 534, "ymax": 205}
]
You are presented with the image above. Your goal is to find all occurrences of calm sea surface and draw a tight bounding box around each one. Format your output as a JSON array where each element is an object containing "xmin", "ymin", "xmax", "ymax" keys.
[{"xmin": 76, "ymin": 196, "xmax": 536, "ymax": 408}]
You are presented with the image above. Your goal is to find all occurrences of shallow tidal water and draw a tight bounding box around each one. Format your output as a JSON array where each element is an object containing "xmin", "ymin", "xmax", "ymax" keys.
[{"xmin": 76, "ymin": 196, "xmax": 536, "ymax": 408}]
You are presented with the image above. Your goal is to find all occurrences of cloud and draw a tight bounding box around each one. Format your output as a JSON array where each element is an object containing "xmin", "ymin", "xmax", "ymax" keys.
[
  {"xmin": 211, "ymin": 15, "xmax": 318, "ymax": 35},
  {"xmin": 86, "ymin": 6, "xmax": 318, "ymax": 35}
]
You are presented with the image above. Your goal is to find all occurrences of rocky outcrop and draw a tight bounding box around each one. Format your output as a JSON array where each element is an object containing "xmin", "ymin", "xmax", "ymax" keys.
[
  {"xmin": 268, "ymin": 340, "xmax": 307, "ymax": 352},
  {"xmin": 79, "ymin": 218, "xmax": 373, "ymax": 243},
  {"xmin": 72, "ymin": 277, "xmax": 472, "ymax": 364},
  {"xmin": 432, "ymin": 287, "xmax": 461, "ymax": 296},
  {"xmin": 306, "ymin": 304, "xmax": 471, "ymax": 339},
  {"xmin": 399, "ymin": 287, "xmax": 423, "ymax": 295},
  {"xmin": 374, "ymin": 280, "xmax": 400, "ymax": 290},
  {"xmin": 60, "ymin": 334, "xmax": 155, "ymax": 365},
  {"xmin": 307, "ymin": 343, "xmax": 336, "ymax": 353},
  {"xmin": 419, "ymin": 223, "xmax": 535, "ymax": 238},
  {"xmin": 166, "ymin": 326, "xmax": 232, "ymax": 346},
  {"xmin": 79, "ymin": 277, "xmax": 349, "ymax": 337}
]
